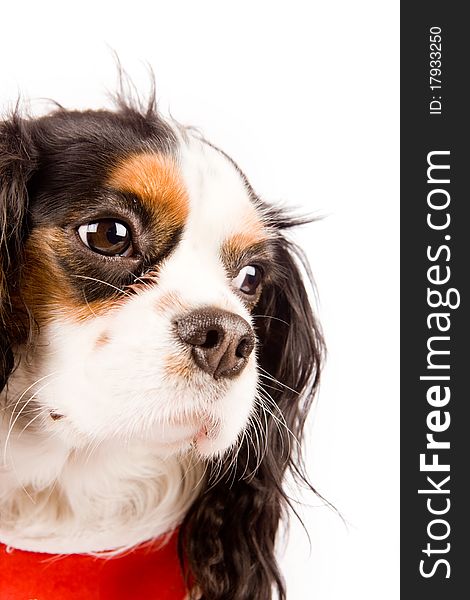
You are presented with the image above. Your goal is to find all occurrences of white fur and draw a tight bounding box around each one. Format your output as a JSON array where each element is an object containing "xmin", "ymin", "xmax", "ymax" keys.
[{"xmin": 0, "ymin": 131, "xmax": 266, "ymax": 554}]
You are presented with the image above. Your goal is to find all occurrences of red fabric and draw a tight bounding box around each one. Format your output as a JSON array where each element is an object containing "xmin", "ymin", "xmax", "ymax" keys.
[{"xmin": 0, "ymin": 531, "xmax": 188, "ymax": 600}]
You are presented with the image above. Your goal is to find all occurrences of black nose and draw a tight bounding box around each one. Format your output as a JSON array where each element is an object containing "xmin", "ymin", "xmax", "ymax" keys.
[{"xmin": 176, "ymin": 308, "xmax": 255, "ymax": 379}]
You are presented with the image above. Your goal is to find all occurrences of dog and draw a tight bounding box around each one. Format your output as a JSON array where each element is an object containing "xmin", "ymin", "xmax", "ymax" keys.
[{"xmin": 0, "ymin": 84, "xmax": 324, "ymax": 599}]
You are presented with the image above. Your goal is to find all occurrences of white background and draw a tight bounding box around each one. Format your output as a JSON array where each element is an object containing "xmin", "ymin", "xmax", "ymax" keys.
[{"xmin": 0, "ymin": 1, "xmax": 399, "ymax": 598}]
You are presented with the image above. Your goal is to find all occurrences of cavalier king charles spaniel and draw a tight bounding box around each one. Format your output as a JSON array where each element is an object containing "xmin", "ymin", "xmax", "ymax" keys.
[{"xmin": 0, "ymin": 84, "xmax": 323, "ymax": 599}]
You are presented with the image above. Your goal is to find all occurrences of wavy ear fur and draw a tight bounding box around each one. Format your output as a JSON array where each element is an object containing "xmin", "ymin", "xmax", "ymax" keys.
[
  {"xmin": 179, "ymin": 222, "xmax": 324, "ymax": 600},
  {"xmin": 0, "ymin": 113, "xmax": 36, "ymax": 390}
]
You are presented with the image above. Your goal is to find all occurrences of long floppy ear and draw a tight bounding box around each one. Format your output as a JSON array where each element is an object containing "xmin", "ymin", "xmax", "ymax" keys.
[
  {"xmin": 0, "ymin": 113, "xmax": 36, "ymax": 390},
  {"xmin": 179, "ymin": 227, "xmax": 324, "ymax": 600}
]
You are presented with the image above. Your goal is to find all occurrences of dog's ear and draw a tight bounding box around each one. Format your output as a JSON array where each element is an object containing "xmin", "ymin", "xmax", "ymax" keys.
[
  {"xmin": 254, "ymin": 234, "xmax": 324, "ymax": 442},
  {"xmin": 0, "ymin": 113, "xmax": 36, "ymax": 390},
  {"xmin": 180, "ymin": 231, "xmax": 324, "ymax": 600}
]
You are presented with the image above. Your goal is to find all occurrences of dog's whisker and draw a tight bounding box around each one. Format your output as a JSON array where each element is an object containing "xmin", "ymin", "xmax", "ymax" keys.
[
  {"xmin": 213, "ymin": 428, "xmax": 247, "ymax": 488},
  {"xmin": 17, "ymin": 409, "xmax": 48, "ymax": 438},
  {"xmin": 123, "ymin": 270, "xmax": 160, "ymax": 295},
  {"xmin": 207, "ymin": 449, "xmax": 229, "ymax": 489},
  {"xmin": 259, "ymin": 381, "xmax": 289, "ymax": 394},
  {"xmin": 251, "ymin": 401, "xmax": 270, "ymax": 474},
  {"xmin": 234, "ymin": 428, "xmax": 251, "ymax": 482},
  {"xmin": 73, "ymin": 274, "xmax": 132, "ymax": 298},
  {"xmin": 240, "ymin": 426, "xmax": 257, "ymax": 482},
  {"xmin": 251, "ymin": 314, "xmax": 290, "ymax": 327},
  {"xmin": 183, "ymin": 452, "xmax": 208, "ymax": 493},
  {"xmin": 41, "ymin": 474, "xmax": 60, "ymax": 510},
  {"xmin": 83, "ymin": 428, "xmax": 110, "ymax": 466},
  {"xmin": 4, "ymin": 370, "xmax": 59, "ymax": 421},
  {"xmin": 3, "ymin": 374, "xmax": 60, "ymax": 464},
  {"xmin": 83, "ymin": 290, "xmax": 98, "ymax": 317},
  {"xmin": 7, "ymin": 460, "xmax": 37, "ymax": 505},
  {"xmin": 258, "ymin": 367, "xmax": 300, "ymax": 395},
  {"xmin": 256, "ymin": 389, "xmax": 302, "ymax": 458}
]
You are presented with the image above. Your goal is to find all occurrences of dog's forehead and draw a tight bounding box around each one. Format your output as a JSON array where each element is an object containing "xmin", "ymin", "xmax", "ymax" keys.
[
  {"xmin": 179, "ymin": 136, "xmax": 265, "ymax": 245},
  {"xmin": 107, "ymin": 131, "xmax": 267, "ymax": 249}
]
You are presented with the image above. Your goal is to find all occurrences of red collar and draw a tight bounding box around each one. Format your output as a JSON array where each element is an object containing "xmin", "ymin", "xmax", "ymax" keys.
[{"xmin": 0, "ymin": 530, "xmax": 188, "ymax": 600}]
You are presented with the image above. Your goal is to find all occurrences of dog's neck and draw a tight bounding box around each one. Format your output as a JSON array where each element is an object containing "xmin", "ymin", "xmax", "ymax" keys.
[{"xmin": 0, "ymin": 364, "xmax": 204, "ymax": 555}]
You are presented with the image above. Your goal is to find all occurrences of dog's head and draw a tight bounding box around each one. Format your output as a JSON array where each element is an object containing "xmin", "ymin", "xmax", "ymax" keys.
[{"xmin": 1, "ymin": 94, "xmax": 323, "ymax": 598}]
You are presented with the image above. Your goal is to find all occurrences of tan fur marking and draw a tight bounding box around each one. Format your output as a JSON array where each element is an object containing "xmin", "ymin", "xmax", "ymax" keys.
[
  {"xmin": 108, "ymin": 153, "xmax": 189, "ymax": 226},
  {"xmin": 221, "ymin": 215, "xmax": 271, "ymax": 268},
  {"xmin": 222, "ymin": 204, "xmax": 270, "ymax": 255},
  {"xmin": 164, "ymin": 353, "xmax": 194, "ymax": 381},
  {"xmin": 154, "ymin": 292, "xmax": 189, "ymax": 315},
  {"xmin": 223, "ymin": 231, "xmax": 267, "ymax": 258},
  {"xmin": 18, "ymin": 229, "xmax": 118, "ymax": 328},
  {"xmin": 95, "ymin": 333, "xmax": 110, "ymax": 348}
]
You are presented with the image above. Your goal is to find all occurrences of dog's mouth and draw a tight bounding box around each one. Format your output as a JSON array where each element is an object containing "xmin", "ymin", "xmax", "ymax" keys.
[
  {"xmin": 195, "ymin": 415, "xmax": 220, "ymax": 441},
  {"xmin": 157, "ymin": 413, "xmax": 221, "ymax": 448}
]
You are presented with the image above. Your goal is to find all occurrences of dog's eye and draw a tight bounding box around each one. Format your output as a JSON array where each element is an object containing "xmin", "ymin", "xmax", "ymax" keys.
[
  {"xmin": 77, "ymin": 220, "xmax": 133, "ymax": 257},
  {"xmin": 232, "ymin": 265, "xmax": 263, "ymax": 295}
]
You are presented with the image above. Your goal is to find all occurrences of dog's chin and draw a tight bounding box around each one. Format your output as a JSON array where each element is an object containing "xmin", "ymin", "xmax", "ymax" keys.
[
  {"xmin": 133, "ymin": 411, "xmax": 247, "ymax": 459},
  {"xmin": 144, "ymin": 415, "xmax": 225, "ymax": 457},
  {"xmin": 45, "ymin": 407, "xmax": 244, "ymax": 460},
  {"xmin": 152, "ymin": 425, "xmax": 233, "ymax": 459},
  {"xmin": 129, "ymin": 414, "xmax": 244, "ymax": 459}
]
